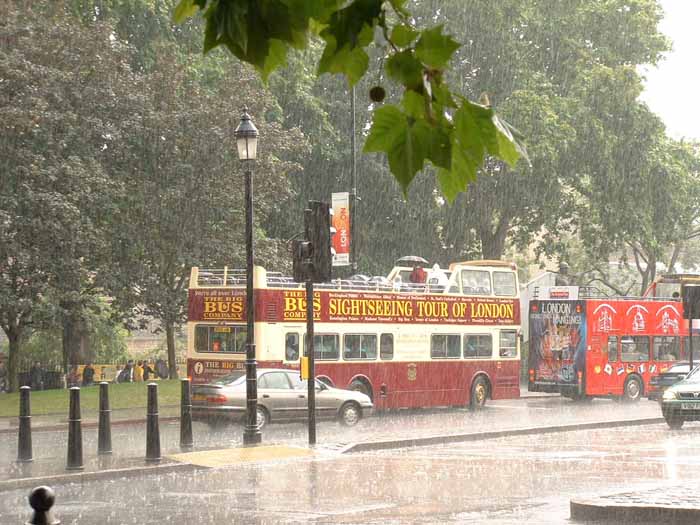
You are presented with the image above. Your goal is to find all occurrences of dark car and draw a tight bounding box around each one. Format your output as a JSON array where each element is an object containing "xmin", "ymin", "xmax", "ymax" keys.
[
  {"xmin": 648, "ymin": 362, "xmax": 693, "ymax": 401},
  {"xmin": 191, "ymin": 368, "xmax": 373, "ymax": 430}
]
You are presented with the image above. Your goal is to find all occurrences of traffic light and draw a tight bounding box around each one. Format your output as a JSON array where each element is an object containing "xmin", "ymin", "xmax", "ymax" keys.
[
  {"xmin": 306, "ymin": 201, "xmax": 334, "ymax": 283},
  {"xmin": 683, "ymin": 285, "xmax": 700, "ymax": 319},
  {"xmin": 292, "ymin": 240, "xmax": 312, "ymax": 283}
]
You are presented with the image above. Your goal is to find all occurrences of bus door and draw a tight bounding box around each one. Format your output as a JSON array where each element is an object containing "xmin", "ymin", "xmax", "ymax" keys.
[
  {"xmin": 654, "ymin": 335, "xmax": 681, "ymax": 375},
  {"xmin": 597, "ymin": 335, "xmax": 620, "ymax": 396}
]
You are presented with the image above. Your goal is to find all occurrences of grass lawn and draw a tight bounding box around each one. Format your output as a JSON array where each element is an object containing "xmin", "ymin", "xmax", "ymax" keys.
[{"xmin": 0, "ymin": 380, "xmax": 182, "ymax": 418}]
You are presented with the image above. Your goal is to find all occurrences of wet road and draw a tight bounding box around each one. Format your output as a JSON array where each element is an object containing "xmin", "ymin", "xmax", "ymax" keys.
[
  {"xmin": 0, "ymin": 395, "xmax": 663, "ymax": 478},
  {"xmin": 2, "ymin": 420, "xmax": 700, "ymax": 523}
]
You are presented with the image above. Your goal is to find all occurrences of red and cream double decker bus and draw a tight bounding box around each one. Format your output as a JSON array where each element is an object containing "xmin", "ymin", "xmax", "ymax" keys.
[
  {"xmin": 186, "ymin": 260, "xmax": 522, "ymax": 409},
  {"xmin": 528, "ymin": 276, "xmax": 696, "ymax": 401}
]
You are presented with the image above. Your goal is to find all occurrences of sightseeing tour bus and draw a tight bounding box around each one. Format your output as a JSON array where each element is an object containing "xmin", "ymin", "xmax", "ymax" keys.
[
  {"xmin": 186, "ymin": 260, "xmax": 522, "ymax": 410},
  {"xmin": 528, "ymin": 275, "xmax": 697, "ymax": 401}
]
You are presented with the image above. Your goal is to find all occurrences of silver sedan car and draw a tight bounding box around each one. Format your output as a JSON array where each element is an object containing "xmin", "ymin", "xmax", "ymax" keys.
[{"xmin": 191, "ymin": 368, "xmax": 373, "ymax": 430}]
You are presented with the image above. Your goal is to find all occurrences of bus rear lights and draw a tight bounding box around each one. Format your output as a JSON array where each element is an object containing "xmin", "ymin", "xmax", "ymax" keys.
[{"xmin": 207, "ymin": 395, "xmax": 228, "ymax": 404}]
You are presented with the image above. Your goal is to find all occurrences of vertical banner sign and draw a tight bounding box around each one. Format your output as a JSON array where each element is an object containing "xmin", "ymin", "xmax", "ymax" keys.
[{"xmin": 331, "ymin": 192, "xmax": 350, "ymax": 266}]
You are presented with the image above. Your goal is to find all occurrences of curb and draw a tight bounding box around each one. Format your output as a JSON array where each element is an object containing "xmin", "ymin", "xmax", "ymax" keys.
[
  {"xmin": 343, "ymin": 416, "xmax": 665, "ymax": 453},
  {"xmin": 0, "ymin": 462, "xmax": 200, "ymax": 493},
  {"xmin": 0, "ymin": 416, "xmax": 179, "ymax": 435},
  {"xmin": 570, "ymin": 497, "xmax": 700, "ymax": 524}
]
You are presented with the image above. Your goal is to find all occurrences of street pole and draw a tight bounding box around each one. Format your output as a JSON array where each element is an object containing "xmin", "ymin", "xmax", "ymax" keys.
[
  {"xmin": 690, "ymin": 316, "xmax": 694, "ymax": 371},
  {"xmin": 243, "ymin": 166, "xmax": 261, "ymax": 445},
  {"xmin": 350, "ymin": 85, "xmax": 358, "ymax": 274},
  {"xmin": 306, "ymin": 279, "xmax": 316, "ymax": 445}
]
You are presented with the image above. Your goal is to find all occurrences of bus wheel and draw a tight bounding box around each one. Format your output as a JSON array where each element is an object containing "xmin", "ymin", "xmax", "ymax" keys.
[
  {"xmin": 665, "ymin": 415, "xmax": 684, "ymax": 430},
  {"xmin": 623, "ymin": 376, "xmax": 642, "ymax": 402},
  {"xmin": 349, "ymin": 380, "xmax": 373, "ymax": 401},
  {"xmin": 469, "ymin": 377, "xmax": 489, "ymax": 410}
]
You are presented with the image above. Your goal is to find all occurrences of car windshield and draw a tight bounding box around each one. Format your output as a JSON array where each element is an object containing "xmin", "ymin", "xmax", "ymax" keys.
[
  {"xmin": 682, "ymin": 366, "xmax": 700, "ymax": 383},
  {"xmin": 213, "ymin": 372, "xmax": 246, "ymax": 386}
]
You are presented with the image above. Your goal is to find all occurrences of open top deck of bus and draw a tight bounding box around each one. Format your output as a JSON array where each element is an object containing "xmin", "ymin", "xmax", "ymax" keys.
[{"xmin": 189, "ymin": 260, "xmax": 520, "ymax": 298}]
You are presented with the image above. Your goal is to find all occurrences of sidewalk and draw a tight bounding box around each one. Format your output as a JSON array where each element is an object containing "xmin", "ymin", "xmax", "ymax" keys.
[{"xmin": 571, "ymin": 484, "xmax": 700, "ymax": 523}]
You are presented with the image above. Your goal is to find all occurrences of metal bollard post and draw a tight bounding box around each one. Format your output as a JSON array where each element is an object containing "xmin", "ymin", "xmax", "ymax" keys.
[
  {"xmin": 180, "ymin": 378, "xmax": 193, "ymax": 451},
  {"xmin": 27, "ymin": 485, "xmax": 60, "ymax": 525},
  {"xmin": 17, "ymin": 386, "xmax": 33, "ymax": 463},
  {"xmin": 66, "ymin": 387, "xmax": 83, "ymax": 471},
  {"xmin": 98, "ymin": 382, "xmax": 112, "ymax": 455},
  {"xmin": 145, "ymin": 383, "xmax": 161, "ymax": 463}
]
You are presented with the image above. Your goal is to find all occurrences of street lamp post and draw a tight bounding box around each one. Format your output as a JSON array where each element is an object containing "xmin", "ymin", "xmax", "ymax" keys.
[{"xmin": 235, "ymin": 108, "xmax": 261, "ymax": 446}]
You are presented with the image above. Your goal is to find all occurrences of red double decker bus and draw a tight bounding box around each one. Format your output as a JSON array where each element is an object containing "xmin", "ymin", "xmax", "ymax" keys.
[
  {"xmin": 186, "ymin": 260, "xmax": 522, "ymax": 410},
  {"xmin": 528, "ymin": 276, "xmax": 696, "ymax": 401}
]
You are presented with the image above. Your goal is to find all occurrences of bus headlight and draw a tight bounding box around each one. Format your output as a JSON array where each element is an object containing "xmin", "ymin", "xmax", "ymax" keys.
[{"xmin": 662, "ymin": 389, "xmax": 677, "ymax": 401}]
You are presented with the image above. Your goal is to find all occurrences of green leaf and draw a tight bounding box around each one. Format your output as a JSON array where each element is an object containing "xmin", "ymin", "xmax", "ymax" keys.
[
  {"xmin": 402, "ymin": 90, "xmax": 426, "ymax": 119},
  {"xmin": 415, "ymin": 25, "xmax": 460, "ymax": 69},
  {"xmin": 436, "ymin": 168, "xmax": 464, "ymax": 202},
  {"xmin": 427, "ymin": 127, "xmax": 452, "ymax": 170},
  {"xmin": 391, "ymin": 24, "xmax": 418, "ymax": 47},
  {"xmin": 364, "ymin": 104, "xmax": 430, "ymax": 194},
  {"xmin": 492, "ymin": 115, "xmax": 527, "ymax": 166},
  {"xmin": 364, "ymin": 105, "xmax": 407, "ymax": 153},
  {"xmin": 173, "ymin": 0, "xmax": 200, "ymax": 24},
  {"xmin": 318, "ymin": 36, "xmax": 369, "ymax": 86},
  {"xmin": 386, "ymin": 50, "xmax": 423, "ymax": 91},
  {"xmin": 262, "ymin": 39, "xmax": 290, "ymax": 81}
]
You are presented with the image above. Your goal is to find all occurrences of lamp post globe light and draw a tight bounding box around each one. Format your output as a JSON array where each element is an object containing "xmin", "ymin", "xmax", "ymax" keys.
[{"xmin": 235, "ymin": 107, "xmax": 261, "ymax": 445}]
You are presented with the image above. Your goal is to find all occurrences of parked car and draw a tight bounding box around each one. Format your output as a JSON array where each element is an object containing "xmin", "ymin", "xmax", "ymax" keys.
[
  {"xmin": 191, "ymin": 368, "xmax": 373, "ymax": 430},
  {"xmin": 661, "ymin": 366, "xmax": 700, "ymax": 429},
  {"xmin": 648, "ymin": 362, "xmax": 693, "ymax": 401}
]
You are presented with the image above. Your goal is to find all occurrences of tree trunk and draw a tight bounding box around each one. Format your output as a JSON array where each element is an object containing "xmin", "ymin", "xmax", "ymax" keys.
[
  {"xmin": 165, "ymin": 322, "xmax": 178, "ymax": 379},
  {"xmin": 479, "ymin": 215, "xmax": 510, "ymax": 260},
  {"xmin": 62, "ymin": 313, "xmax": 82, "ymax": 374},
  {"xmin": 6, "ymin": 329, "xmax": 20, "ymax": 393}
]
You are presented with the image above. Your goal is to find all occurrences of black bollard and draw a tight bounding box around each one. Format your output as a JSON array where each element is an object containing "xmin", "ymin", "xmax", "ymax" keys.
[
  {"xmin": 17, "ymin": 386, "xmax": 33, "ymax": 463},
  {"xmin": 27, "ymin": 485, "xmax": 60, "ymax": 525},
  {"xmin": 145, "ymin": 383, "xmax": 161, "ymax": 463},
  {"xmin": 66, "ymin": 387, "xmax": 83, "ymax": 471},
  {"xmin": 97, "ymin": 382, "xmax": 112, "ymax": 455},
  {"xmin": 180, "ymin": 378, "xmax": 193, "ymax": 451}
]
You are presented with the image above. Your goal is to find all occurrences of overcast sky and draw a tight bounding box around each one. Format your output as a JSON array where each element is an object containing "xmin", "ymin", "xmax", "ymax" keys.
[{"xmin": 640, "ymin": 0, "xmax": 699, "ymax": 140}]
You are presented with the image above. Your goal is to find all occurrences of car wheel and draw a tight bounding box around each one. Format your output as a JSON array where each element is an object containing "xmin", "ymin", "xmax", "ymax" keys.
[
  {"xmin": 349, "ymin": 380, "xmax": 372, "ymax": 401},
  {"xmin": 623, "ymin": 376, "xmax": 642, "ymax": 402},
  {"xmin": 339, "ymin": 402, "xmax": 361, "ymax": 426},
  {"xmin": 469, "ymin": 377, "xmax": 488, "ymax": 410},
  {"xmin": 256, "ymin": 406, "xmax": 269, "ymax": 431},
  {"xmin": 665, "ymin": 415, "xmax": 684, "ymax": 429}
]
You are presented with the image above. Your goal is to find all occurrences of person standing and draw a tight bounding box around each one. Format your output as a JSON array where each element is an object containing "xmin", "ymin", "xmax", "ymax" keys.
[
  {"xmin": 29, "ymin": 361, "xmax": 44, "ymax": 391},
  {"xmin": 133, "ymin": 360, "xmax": 144, "ymax": 382},
  {"xmin": 142, "ymin": 360, "xmax": 154, "ymax": 381},
  {"xmin": 82, "ymin": 362, "xmax": 95, "ymax": 386}
]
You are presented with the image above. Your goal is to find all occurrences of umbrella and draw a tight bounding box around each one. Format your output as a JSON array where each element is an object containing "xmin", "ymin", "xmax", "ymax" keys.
[{"xmin": 395, "ymin": 255, "xmax": 429, "ymax": 266}]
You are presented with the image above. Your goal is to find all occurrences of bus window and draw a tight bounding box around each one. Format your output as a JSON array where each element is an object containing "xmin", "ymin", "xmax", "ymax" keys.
[
  {"xmin": 380, "ymin": 334, "xmax": 394, "ymax": 360},
  {"xmin": 493, "ymin": 272, "xmax": 517, "ymax": 297},
  {"xmin": 607, "ymin": 336, "xmax": 618, "ymax": 362},
  {"xmin": 344, "ymin": 334, "xmax": 377, "ymax": 360},
  {"xmin": 285, "ymin": 333, "xmax": 300, "ymax": 361},
  {"xmin": 464, "ymin": 334, "xmax": 493, "ymax": 358},
  {"xmin": 431, "ymin": 334, "xmax": 460, "ymax": 358},
  {"xmin": 304, "ymin": 334, "xmax": 339, "ymax": 361},
  {"xmin": 499, "ymin": 330, "xmax": 517, "ymax": 357},
  {"xmin": 460, "ymin": 270, "xmax": 491, "ymax": 295},
  {"xmin": 194, "ymin": 325, "xmax": 246, "ymax": 353},
  {"xmin": 621, "ymin": 336, "xmax": 650, "ymax": 362},
  {"xmin": 653, "ymin": 336, "xmax": 680, "ymax": 361}
]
